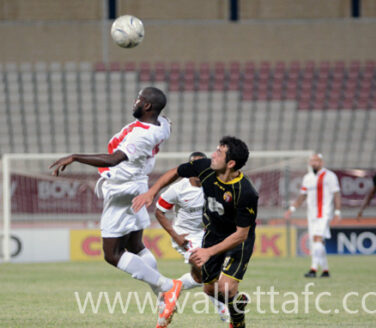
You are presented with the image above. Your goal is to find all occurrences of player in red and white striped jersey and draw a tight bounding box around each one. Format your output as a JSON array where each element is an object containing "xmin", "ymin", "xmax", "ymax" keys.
[
  {"xmin": 50, "ymin": 87, "xmax": 183, "ymax": 308},
  {"xmin": 285, "ymin": 153, "xmax": 341, "ymax": 278}
]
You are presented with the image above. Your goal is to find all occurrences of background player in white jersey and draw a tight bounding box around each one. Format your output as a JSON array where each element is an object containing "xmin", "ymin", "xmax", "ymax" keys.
[
  {"xmin": 49, "ymin": 87, "xmax": 182, "ymax": 317},
  {"xmin": 155, "ymin": 152, "xmax": 229, "ymax": 322},
  {"xmin": 285, "ymin": 153, "xmax": 341, "ymax": 278}
]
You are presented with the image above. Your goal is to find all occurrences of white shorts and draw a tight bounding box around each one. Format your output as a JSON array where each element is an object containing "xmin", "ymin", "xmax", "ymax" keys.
[
  {"xmin": 171, "ymin": 229, "xmax": 204, "ymax": 263},
  {"xmin": 96, "ymin": 178, "xmax": 150, "ymax": 238},
  {"xmin": 308, "ymin": 217, "xmax": 331, "ymax": 240}
]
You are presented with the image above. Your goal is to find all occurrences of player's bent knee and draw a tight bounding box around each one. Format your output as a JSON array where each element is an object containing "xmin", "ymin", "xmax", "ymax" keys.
[
  {"xmin": 191, "ymin": 266, "xmax": 202, "ymax": 283},
  {"xmin": 218, "ymin": 279, "xmax": 238, "ymax": 298},
  {"xmin": 103, "ymin": 252, "xmax": 120, "ymax": 267},
  {"xmin": 203, "ymin": 283, "xmax": 215, "ymax": 296}
]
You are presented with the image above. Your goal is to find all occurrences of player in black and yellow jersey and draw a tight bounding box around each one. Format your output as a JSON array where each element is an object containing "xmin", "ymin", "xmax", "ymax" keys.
[{"xmin": 133, "ymin": 136, "xmax": 258, "ymax": 328}]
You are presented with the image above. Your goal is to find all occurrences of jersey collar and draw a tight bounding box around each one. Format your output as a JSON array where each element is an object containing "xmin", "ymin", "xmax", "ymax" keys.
[{"xmin": 216, "ymin": 172, "xmax": 244, "ymax": 185}]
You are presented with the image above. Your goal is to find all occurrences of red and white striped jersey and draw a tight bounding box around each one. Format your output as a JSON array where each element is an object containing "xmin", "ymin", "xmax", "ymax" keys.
[
  {"xmin": 300, "ymin": 168, "xmax": 340, "ymax": 220},
  {"xmin": 156, "ymin": 178, "xmax": 204, "ymax": 235},
  {"xmin": 98, "ymin": 116, "xmax": 170, "ymax": 182}
]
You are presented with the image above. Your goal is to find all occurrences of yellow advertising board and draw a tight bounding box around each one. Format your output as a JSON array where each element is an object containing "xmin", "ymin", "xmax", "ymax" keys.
[
  {"xmin": 70, "ymin": 228, "xmax": 181, "ymax": 261},
  {"xmin": 253, "ymin": 226, "xmax": 296, "ymax": 258},
  {"xmin": 70, "ymin": 229, "xmax": 103, "ymax": 261},
  {"xmin": 70, "ymin": 226, "xmax": 296, "ymax": 261}
]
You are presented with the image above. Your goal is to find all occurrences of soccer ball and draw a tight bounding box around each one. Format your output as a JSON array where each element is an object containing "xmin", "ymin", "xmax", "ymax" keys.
[{"xmin": 111, "ymin": 15, "xmax": 144, "ymax": 48}]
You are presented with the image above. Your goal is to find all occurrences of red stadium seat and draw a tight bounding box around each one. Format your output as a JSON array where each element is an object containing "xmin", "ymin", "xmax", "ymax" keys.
[
  {"xmin": 350, "ymin": 61, "xmax": 361, "ymax": 69},
  {"xmin": 169, "ymin": 81, "xmax": 180, "ymax": 91},
  {"xmin": 184, "ymin": 61, "xmax": 195, "ymax": 73},
  {"xmin": 298, "ymin": 101, "xmax": 311, "ymax": 110},
  {"xmin": 94, "ymin": 62, "xmax": 107, "ymax": 71},
  {"xmin": 228, "ymin": 80, "xmax": 239, "ymax": 90},
  {"xmin": 199, "ymin": 71, "xmax": 210, "ymax": 83},
  {"xmin": 275, "ymin": 61, "xmax": 286, "ymax": 73},
  {"xmin": 229, "ymin": 61, "xmax": 240, "ymax": 73},
  {"xmin": 342, "ymin": 99, "xmax": 354, "ymax": 109},
  {"xmin": 170, "ymin": 62, "xmax": 180, "ymax": 74},
  {"xmin": 109, "ymin": 62, "xmax": 121, "ymax": 71},
  {"xmin": 140, "ymin": 72, "xmax": 152, "ymax": 82},
  {"xmin": 327, "ymin": 100, "xmax": 340, "ymax": 109},
  {"xmin": 184, "ymin": 80, "xmax": 195, "ymax": 91},
  {"xmin": 245, "ymin": 61, "xmax": 255, "ymax": 72},
  {"xmin": 272, "ymin": 89, "xmax": 283, "ymax": 100},
  {"xmin": 199, "ymin": 63, "xmax": 210, "ymax": 74},
  {"xmin": 214, "ymin": 81, "xmax": 225, "ymax": 91},
  {"xmin": 140, "ymin": 62, "xmax": 150, "ymax": 72},
  {"xmin": 242, "ymin": 84, "xmax": 254, "ymax": 100},
  {"xmin": 214, "ymin": 62, "xmax": 225, "ymax": 74},
  {"xmin": 198, "ymin": 81, "xmax": 209, "ymax": 91},
  {"xmin": 155, "ymin": 62, "xmax": 166, "ymax": 72},
  {"xmin": 124, "ymin": 62, "xmax": 136, "ymax": 71},
  {"xmin": 183, "ymin": 72, "xmax": 195, "ymax": 83},
  {"xmin": 365, "ymin": 60, "xmax": 376, "ymax": 68}
]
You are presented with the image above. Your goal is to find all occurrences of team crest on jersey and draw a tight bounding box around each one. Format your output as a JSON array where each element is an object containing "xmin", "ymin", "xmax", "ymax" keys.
[
  {"xmin": 126, "ymin": 143, "xmax": 136, "ymax": 154},
  {"xmin": 223, "ymin": 191, "xmax": 232, "ymax": 202}
]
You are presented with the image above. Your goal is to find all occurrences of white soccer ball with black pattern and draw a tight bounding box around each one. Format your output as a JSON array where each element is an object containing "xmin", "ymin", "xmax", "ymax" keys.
[{"xmin": 111, "ymin": 15, "xmax": 144, "ymax": 48}]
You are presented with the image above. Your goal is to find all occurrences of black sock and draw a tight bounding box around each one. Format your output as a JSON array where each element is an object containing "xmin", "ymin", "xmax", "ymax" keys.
[{"xmin": 228, "ymin": 293, "xmax": 249, "ymax": 328}]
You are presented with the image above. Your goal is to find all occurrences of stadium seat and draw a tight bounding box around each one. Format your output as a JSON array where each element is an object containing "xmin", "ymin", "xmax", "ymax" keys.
[{"xmin": 1, "ymin": 61, "xmax": 375, "ymax": 168}]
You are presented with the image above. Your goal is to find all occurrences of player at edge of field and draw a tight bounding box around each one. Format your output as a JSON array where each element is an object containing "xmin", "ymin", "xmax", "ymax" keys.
[
  {"xmin": 285, "ymin": 153, "xmax": 341, "ymax": 278},
  {"xmin": 357, "ymin": 173, "xmax": 376, "ymax": 219},
  {"xmin": 133, "ymin": 136, "xmax": 259, "ymax": 328},
  {"xmin": 155, "ymin": 151, "xmax": 230, "ymax": 323},
  {"xmin": 49, "ymin": 87, "xmax": 182, "ymax": 325}
]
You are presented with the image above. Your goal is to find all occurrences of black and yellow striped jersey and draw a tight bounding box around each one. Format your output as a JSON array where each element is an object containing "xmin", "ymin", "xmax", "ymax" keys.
[{"xmin": 177, "ymin": 158, "xmax": 258, "ymax": 238}]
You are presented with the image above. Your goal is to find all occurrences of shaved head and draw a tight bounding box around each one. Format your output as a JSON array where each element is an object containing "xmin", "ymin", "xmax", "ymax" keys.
[
  {"xmin": 141, "ymin": 87, "xmax": 167, "ymax": 113},
  {"xmin": 309, "ymin": 153, "xmax": 323, "ymax": 173}
]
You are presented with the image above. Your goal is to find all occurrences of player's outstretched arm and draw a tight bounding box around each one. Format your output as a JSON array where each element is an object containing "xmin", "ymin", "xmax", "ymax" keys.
[
  {"xmin": 333, "ymin": 191, "xmax": 342, "ymax": 222},
  {"xmin": 49, "ymin": 150, "xmax": 127, "ymax": 176},
  {"xmin": 357, "ymin": 186, "xmax": 376, "ymax": 219},
  {"xmin": 284, "ymin": 194, "xmax": 307, "ymax": 219},
  {"xmin": 155, "ymin": 209, "xmax": 189, "ymax": 248},
  {"xmin": 132, "ymin": 167, "xmax": 180, "ymax": 212}
]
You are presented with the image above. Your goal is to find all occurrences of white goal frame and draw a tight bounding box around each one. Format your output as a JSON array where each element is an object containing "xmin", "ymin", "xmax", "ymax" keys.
[{"xmin": 1, "ymin": 150, "xmax": 313, "ymax": 262}]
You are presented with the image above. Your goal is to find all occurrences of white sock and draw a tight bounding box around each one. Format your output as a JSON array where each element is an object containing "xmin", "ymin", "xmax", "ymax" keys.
[
  {"xmin": 117, "ymin": 252, "xmax": 173, "ymax": 292},
  {"xmin": 138, "ymin": 248, "xmax": 158, "ymax": 270},
  {"xmin": 137, "ymin": 248, "xmax": 160, "ymax": 295},
  {"xmin": 316, "ymin": 242, "xmax": 329, "ymax": 271},
  {"xmin": 179, "ymin": 272, "xmax": 202, "ymax": 290},
  {"xmin": 208, "ymin": 296, "xmax": 228, "ymax": 317},
  {"xmin": 311, "ymin": 242, "xmax": 320, "ymax": 271}
]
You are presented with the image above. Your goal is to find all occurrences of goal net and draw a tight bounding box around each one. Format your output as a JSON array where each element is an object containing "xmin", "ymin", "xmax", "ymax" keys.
[{"xmin": 1, "ymin": 150, "xmax": 313, "ymax": 262}]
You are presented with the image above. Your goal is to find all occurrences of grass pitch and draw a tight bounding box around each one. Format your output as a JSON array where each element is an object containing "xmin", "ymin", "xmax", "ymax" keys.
[{"xmin": 1, "ymin": 256, "xmax": 375, "ymax": 327}]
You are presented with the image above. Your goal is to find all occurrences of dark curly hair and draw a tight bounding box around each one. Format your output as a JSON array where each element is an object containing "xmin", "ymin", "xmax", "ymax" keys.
[
  {"xmin": 219, "ymin": 136, "xmax": 249, "ymax": 171},
  {"xmin": 188, "ymin": 151, "xmax": 207, "ymax": 161}
]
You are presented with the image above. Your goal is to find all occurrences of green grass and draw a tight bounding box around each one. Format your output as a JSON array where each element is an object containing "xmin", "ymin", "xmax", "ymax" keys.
[{"xmin": 1, "ymin": 256, "xmax": 375, "ymax": 327}]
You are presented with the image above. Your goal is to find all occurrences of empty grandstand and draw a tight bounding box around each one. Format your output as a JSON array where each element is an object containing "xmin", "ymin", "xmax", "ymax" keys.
[{"xmin": 1, "ymin": 61, "xmax": 375, "ymax": 168}]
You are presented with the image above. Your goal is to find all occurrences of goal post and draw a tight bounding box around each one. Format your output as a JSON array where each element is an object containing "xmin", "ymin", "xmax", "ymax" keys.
[{"xmin": 1, "ymin": 150, "xmax": 313, "ymax": 262}]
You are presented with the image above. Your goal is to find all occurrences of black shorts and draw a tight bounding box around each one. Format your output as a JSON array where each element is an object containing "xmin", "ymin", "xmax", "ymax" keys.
[{"xmin": 201, "ymin": 229, "xmax": 255, "ymax": 283}]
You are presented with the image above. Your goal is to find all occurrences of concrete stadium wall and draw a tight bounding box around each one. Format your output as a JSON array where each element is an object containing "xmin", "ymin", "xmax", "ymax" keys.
[
  {"xmin": 0, "ymin": 0, "xmax": 103, "ymax": 21},
  {"xmin": 363, "ymin": 0, "xmax": 376, "ymax": 17},
  {"xmin": 240, "ymin": 0, "xmax": 351, "ymax": 19},
  {"xmin": 118, "ymin": 0, "xmax": 227, "ymax": 20},
  {"xmin": 1, "ymin": 19, "xmax": 375, "ymax": 64},
  {"xmin": 1, "ymin": 0, "xmax": 375, "ymax": 21}
]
